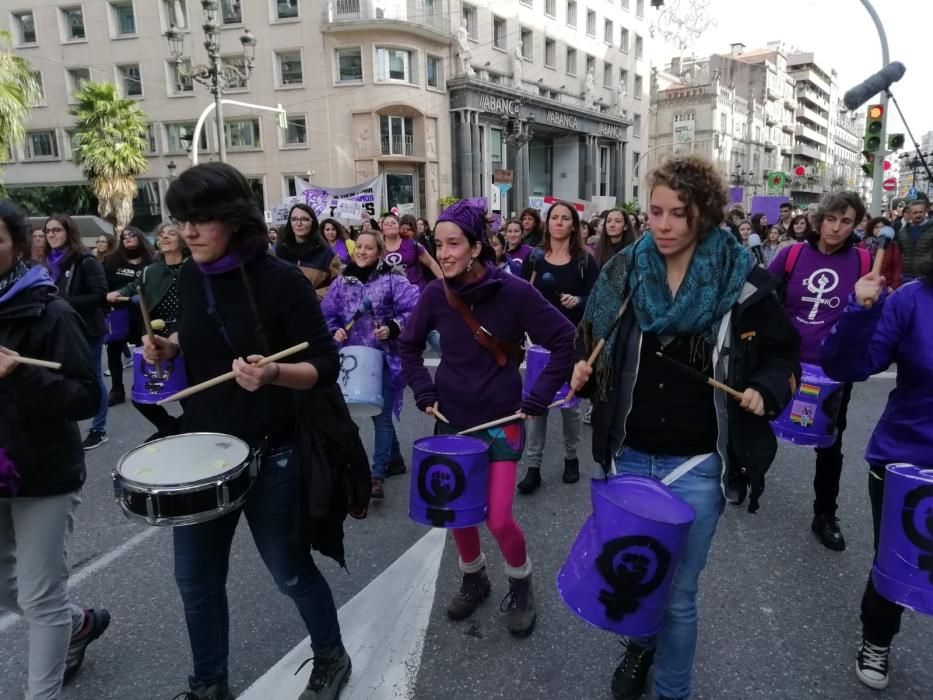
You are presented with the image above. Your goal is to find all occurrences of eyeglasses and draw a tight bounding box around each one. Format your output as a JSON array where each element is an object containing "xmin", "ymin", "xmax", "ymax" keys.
[
  {"xmin": 121, "ymin": 234, "xmax": 136, "ymax": 240},
  {"xmin": 43, "ymin": 226, "xmax": 64, "ymax": 234},
  {"xmin": 290, "ymin": 217, "xmax": 312, "ymax": 224}
]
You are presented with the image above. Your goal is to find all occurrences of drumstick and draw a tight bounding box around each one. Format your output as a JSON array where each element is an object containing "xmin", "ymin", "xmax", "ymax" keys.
[
  {"xmin": 432, "ymin": 407, "xmax": 450, "ymax": 424},
  {"xmin": 344, "ymin": 297, "xmax": 373, "ymax": 333},
  {"xmin": 155, "ymin": 342, "xmax": 310, "ymax": 405},
  {"xmin": 654, "ymin": 352, "xmax": 745, "ymax": 401},
  {"xmin": 11, "ymin": 355, "xmax": 63, "ymax": 370},
  {"xmin": 457, "ymin": 412, "xmax": 524, "ymax": 435},
  {"xmin": 137, "ymin": 283, "xmax": 161, "ymax": 377},
  {"xmin": 863, "ymin": 226, "xmax": 895, "ymax": 309},
  {"xmin": 113, "ymin": 296, "xmax": 130, "ymax": 302}
]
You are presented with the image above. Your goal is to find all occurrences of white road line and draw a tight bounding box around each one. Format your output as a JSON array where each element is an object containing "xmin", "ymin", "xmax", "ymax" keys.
[
  {"xmin": 238, "ymin": 528, "xmax": 446, "ymax": 700},
  {"xmin": 0, "ymin": 526, "xmax": 161, "ymax": 634}
]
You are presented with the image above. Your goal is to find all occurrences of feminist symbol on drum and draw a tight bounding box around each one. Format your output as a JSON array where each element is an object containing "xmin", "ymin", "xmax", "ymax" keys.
[
  {"xmin": 595, "ymin": 535, "xmax": 672, "ymax": 621},
  {"xmin": 801, "ymin": 268, "xmax": 841, "ymax": 321},
  {"xmin": 339, "ymin": 353, "xmax": 357, "ymax": 387},
  {"xmin": 142, "ymin": 361, "xmax": 172, "ymax": 393},
  {"xmin": 902, "ymin": 485, "xmax": 933, "ymax": 584},
  {"xmin": 416, "ymin": 455, "xmax": 467, "ymax": 527}
]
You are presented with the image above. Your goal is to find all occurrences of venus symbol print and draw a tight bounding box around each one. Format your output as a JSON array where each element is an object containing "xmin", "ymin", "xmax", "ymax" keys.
[
  {"xmin": 902, "ymin": 485, "xmax": 933, "ymax": 585},
  {"xmin": 337, "ymin": 346, "xmax": 384, "ymax": 419},
  {"xmin": 801, "ymin": 268, "xmax": 840, "ymax": 322},
  {"xmin": 596, "ymin": 535, "xmax": 672, "ymax": 621},
  {"xmin": 408, "ymin": 435, "xmax": 490, "ymax": 529}
]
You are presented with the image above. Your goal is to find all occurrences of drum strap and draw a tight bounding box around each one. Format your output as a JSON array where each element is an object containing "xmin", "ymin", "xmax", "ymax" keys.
[
  {"xmin": 661, "ymin": 453, "xmax": 715, "ymax": 487},
  {"xmin": 442, "ymin": 283, "xmax": 524, "ymax": 367}
]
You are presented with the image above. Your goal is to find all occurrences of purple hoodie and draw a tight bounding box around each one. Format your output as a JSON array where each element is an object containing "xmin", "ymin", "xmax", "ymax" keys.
[{"xmin": 399, "ymin": 264, "xmax": 575, "ymax": 427}]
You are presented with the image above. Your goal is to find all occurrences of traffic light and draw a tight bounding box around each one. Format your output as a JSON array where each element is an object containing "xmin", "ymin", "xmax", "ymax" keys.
[
  {"xmin": 888, "ymin": 133, "xmax": 905, "ymax": 150},
  {"xmin": 864, "ymin": 104, "xmax": 884, "ymax": 153},
  {"xmin": 862, "ymin": 150, "xmax": 875, "ymax": 177}
]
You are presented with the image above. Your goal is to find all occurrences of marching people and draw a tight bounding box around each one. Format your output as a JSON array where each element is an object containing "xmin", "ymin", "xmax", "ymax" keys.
[
  {"xmin": 762, "ymin": 225, "xmax": 786, "ymax": 266},
  {"xmin": 94, "ymin": 233, "xmax": 116, "ymax": 263},
  {"xmin": 776, "ymin": 201, "xmax": 794, "ymax": 236},
  {"xmin": 321, "ymin": 229, "xmax": 420, "ymax": 500},
  {"xmin": 0, "ymin": 201, "xmax": 110, "ymax": 700},
  {"xmin": 787, "ymin": 213, "xmax": 812, "ymax": 242},
  {"xmin": 821, "ymin": 247, "xmax": 933, "ymax": 692},
  {"xmin": 380, "ymin": 213, "xmax": 442, "ymax": 292},
  {"xmin": 42, "ymin": 214, "xmax": 110, "ymax": 450},
  {"xmin": 488, "ymin": 231, "xmax": 511, "ymax": 272},
  {"xmin": 320, "ymin": 218, "xmax": 355, "ymax": 267},
  {"xmin": 30, "ymin": 228, "xmax": 46, "ymax": 265},
  {"xmin": 736, "ymin": 219, "xmax": 753, "ymax": 246},
  {"xmin": 275, "ymin": 203, "xmax": 342, "ymax": 299},
  {"xmin": 895, "ymin": 196, "xmax": 933, "ymax": 283},
  {"xmin": 504, "ymin": 218, "xmax": 533, "ymax": 275},
  {"xmin": 858, "ymin": 216, "xmax": 903, "ymax": 290},
  {"xmin": 517, "ymin": 201, "xmax": 599, "ymax": 492},
  {"xmin": 572, "ymin": 155, "xmax": 800, "ymax": 700},
  {"xmin": 416, "ymin": 217, "xmax": 436, "ymax": 258},
  {"xmin": 594, "ymin": 208, "xmax": 637, "ymax": 268},
  {"xmin": 520, "ymin": 207, "xmax": 544, "ymax": 248},
  {"xmin": 399, "ymin": 198, "xmax": 575, "ymax": 637},
  {"xmin": 142, "ymin": 163, "xmax": 354, "ymax": 700},
  {"xmin": 768, "ymin": 191, "xmax": 871, "ymax": 551}
]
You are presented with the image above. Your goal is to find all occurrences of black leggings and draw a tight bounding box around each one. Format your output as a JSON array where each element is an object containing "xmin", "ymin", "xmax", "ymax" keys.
[
  {"xmin": 813, "ymin": 382, "xmax": 853, "ymax": 516},
  {"xmin": 106, "ymin": 342, "xmax": 132, "ymax": 393},
  {"xmin": 133, "ymin": 401, "xmax": 179, "ymax": 436}
]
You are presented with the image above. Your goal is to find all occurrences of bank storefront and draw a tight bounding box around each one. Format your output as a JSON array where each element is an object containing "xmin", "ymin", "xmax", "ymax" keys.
[{"xmin": 448, "ymin": 78, "xmax": 631, "ymax": 215}]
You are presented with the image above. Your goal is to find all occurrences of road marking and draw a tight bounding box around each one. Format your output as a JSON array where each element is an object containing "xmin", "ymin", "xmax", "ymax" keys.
[
  {"xmin": 0, "ymin": 526, "xmax": 161, "ymax": 634},
  {"xmin": 238, "ymin": 528, "xmax": 446, "ymax": 700}
]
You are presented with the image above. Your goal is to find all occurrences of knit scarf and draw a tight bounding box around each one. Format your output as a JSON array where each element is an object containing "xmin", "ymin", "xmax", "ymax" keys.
[
  {"xmin": 196, "ymin": 253, "xmax": 241, "ymax": 275},
  {"xmin": 0, "ymin": 259, "xmax": 28, "ymax": 298},
  {"xmin": 47, "ymin": 248, "xmax": 68, "ymax": 283}
]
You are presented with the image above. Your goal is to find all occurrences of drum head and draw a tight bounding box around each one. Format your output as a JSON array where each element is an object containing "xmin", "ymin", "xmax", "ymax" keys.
[{"xmin": 117, "ymin": 433, "xmax": 251, "ymax": 486}]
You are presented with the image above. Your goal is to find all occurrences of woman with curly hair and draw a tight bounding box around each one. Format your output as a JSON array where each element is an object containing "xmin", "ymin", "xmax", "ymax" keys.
[
  {"xmin": 320, "ymin": 218, "xmax": 355, "ymax": 267},
  {"xmin": 571, "ymin": 155, "xmax": 800, "ymax": 700},
  {"xmin": 788, "ymin": 213, "xmax": 812, "ymax": 242},
  {"xmin": 519, "ymin": 207, "xmax": 544, "ymax": 248}
]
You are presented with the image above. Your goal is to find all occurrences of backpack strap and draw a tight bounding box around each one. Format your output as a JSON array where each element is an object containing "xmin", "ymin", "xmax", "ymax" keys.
[
  {"xmin": 855, "ymin": 246, "xmax": 871, "ymax": 276},
  {"xmin": 784, "ymin": 242, "xmax": 806, "ymax": 277}
]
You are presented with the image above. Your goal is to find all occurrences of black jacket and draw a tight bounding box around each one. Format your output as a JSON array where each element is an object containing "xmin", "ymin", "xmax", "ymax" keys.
[
  {"xmin": 0, "ymin": 283, "xmax": 100, "ymax": 497},
  {"xmin": 56, "ymin": 251, "xmax": 108, "ymax": 338}
]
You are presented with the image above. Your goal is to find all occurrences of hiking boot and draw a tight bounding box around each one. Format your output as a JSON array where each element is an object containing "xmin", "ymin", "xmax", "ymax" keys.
[
  {"xmin": 387, "ymin": 457, "xmax": 407, "ymax": 477},
  {"xmin": 563, "ymin": 458, "xmax": 580, "ymax": 484},
  {"xmin": 370, "ymin": 477, "xmax": 385, "ymax": 500},
  {"xmin": 63, "ymin": 608, "xmax": 111, "ymax": 684},
  {"xmin": 82, "ymin": 430, "xmax": 109, "ymax": 451},
  {"xmin": 516, "ymin": 468, "xmax": 541, "ymax": 495},
  {"xmin": 812, "ymin": 513, "xmax": 846, "ymax": 551},
  {"xmin": 500, "ymin": 574, "xmax": 536, "ymax": 637},
  {"xmin": 171, "ymin": 683, "xmax": 234, "ymax": 700},
  {"xmin": 108, "ymin": 389, "xmax": 125, "ymax": 407},
  {"xmin": 611, "ymin": 640, "xmax": 655, "ymax": 700},
  {"xmin": 856, "ymin": 638, "xmax": 890, "ymax": 690},
  {"xmin": 298, "ymin": 645, "xmax": 352, "ymax": 700},
  {"xmin": 447, "ymin": 567, "xmax": 491, "ymax": 621}
]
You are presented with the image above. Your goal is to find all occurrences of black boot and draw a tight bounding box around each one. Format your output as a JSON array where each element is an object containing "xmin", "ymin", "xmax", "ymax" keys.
[
  {"xmin": 447, "ymin": 567, "xmax": 491, "ymax": 620},
  {"xmin": 501, "ymin": 574, "xmax": 536, "ymax": 637},
  {"xmin": 173, "ymin": 682, "xmax": 234, "ymax": 700},
  {"xmin": 298, "ymin": 645, "xmax": 352, "ymax": 700},
  {"xmin": 611, "ymin": 640, "xmax": 655, "ymax": 700},
  {"xmin": 563, "ymin": 458, "xmax": 580, "ymax": 483},
  {"xmin": 516, "ymin": 468, "xmax": 541, "ymax": 494},
  {"xmin": 812, "ymin": 513, "xmax": 846, "ymax": 551}
]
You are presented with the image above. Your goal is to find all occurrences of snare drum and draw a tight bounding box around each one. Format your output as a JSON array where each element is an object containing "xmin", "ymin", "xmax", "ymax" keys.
[{"xmin": 113, "ymin": 433, "xmax": 256, "ymax": 526}]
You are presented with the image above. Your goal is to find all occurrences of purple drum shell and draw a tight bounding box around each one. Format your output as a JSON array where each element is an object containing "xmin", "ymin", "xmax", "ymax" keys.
[
  {"xmin": 408, "ymin": 435, "xmax": 490, "ymax": 529},
  {"xmin": 770, "ymin": 362, "xmax": 842, "ymax": 448},
  {"xmin": 523, "ymin": 344, "xmax": 579, "ymax": 409},
  {"xmin": 104, "ymin": 307, "xmax": 130, "ymax": 343},
  {"xmin": 872, "ymin": 463, "xmax": 933, "ymax": 616},
  {"xmin": 557, "ymin": 475, "xmax": 695, "ymax": 637},
  {"xmin": 131, "ymin": 348, "xmax": 188, "ymax": 404}
]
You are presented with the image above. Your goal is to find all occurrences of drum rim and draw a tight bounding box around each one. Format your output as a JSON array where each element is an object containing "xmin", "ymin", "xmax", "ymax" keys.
[{"xmin": 115, "ymin": 432, "xmax": 252, "ymax": 490}]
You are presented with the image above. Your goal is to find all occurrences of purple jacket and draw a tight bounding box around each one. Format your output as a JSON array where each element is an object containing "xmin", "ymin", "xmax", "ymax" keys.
[
  {"xmin": 321, "ymin": 264, "xmax": 420, "ymax": 416},
  {"xmin": 821, "ymin": 281, "xmax": 933, "ymax": 468},
  {"xmin": 399, "ymin": 264, "xmax": 575, "ymax": 427}
]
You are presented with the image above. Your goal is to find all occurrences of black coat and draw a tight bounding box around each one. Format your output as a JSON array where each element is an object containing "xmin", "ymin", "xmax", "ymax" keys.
[{"xmin": 56, "ymin": 251, "xmax": 108, "ymax": 338}]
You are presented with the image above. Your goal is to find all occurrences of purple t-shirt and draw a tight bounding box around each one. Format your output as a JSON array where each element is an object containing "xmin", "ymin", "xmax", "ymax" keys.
[
  {"xmin": 383, "ymin": 238, "xmax": 428, "ymax": 290},
  {"xmin": 769, "ymin": 243, "xmax": 865, "ymax": 364}
]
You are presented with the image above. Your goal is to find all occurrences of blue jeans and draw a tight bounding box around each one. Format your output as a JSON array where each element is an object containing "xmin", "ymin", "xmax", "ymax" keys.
[
  {"xmin": 613, "ymin": 447, "xmax": 725, "ymax": 700},
  {"xmin": 426, "ymin": 329, "xmax": 441, "ymax": 355},
  {"xmin": 370, "ymin": 369, "xmax": 401, "ymax": 479},
  {"xmin": 89, "ymin": 335, "xmax": 108, "ymax": 433},
  {"xmin": 173, "ymin": 447, "xmax": 342, "ymax": 688}
]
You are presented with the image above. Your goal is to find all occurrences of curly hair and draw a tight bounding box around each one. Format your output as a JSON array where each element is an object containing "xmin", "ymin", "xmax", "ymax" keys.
[
  {"xmin": 810, "ymin": 190, "xmax": 866, "ymax": 242},
  {"xmin": 646, "ymin": 155, "xmax": 728, "ymax": 238}
]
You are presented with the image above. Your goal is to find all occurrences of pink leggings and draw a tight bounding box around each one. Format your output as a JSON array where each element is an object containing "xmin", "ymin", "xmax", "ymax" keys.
[{"xmin": 451, "ymin": 461, "xmax": 527, "ymax": 569}]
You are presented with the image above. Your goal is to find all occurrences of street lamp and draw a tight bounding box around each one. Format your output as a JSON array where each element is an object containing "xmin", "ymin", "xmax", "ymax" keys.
[{"xmin": 164, "ymin": 1, "xmax": 257, "ymax": 163}]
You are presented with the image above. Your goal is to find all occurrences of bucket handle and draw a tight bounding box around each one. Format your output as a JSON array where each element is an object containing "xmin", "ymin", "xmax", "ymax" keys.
[{"xmin": 660, "ymin": 453, "xmax": 714, "ymax": 487}]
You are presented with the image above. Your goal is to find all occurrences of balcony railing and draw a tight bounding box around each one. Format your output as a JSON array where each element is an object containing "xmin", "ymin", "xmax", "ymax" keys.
[
  {"xmin": 324, "ymin": 0, "xmax": 449, "ymax": 36},
  {"xmin": 793, "ymin": 143, "xmax": 826, "ymax": 161},
  {"xmin": 381, "ymin": 134, "xmax": 415, "ymax": 157}
]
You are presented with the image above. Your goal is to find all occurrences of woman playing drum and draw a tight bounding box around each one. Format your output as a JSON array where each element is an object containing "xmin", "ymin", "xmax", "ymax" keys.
[{"xmin": 399, "ymin": 198, "xmax": 575, "ymax": 638}]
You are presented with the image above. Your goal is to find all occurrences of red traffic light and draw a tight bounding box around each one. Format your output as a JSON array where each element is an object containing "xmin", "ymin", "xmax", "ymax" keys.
[{"xmin": 868, "ymin": 104, "xmax": 884, "ymax": 120}]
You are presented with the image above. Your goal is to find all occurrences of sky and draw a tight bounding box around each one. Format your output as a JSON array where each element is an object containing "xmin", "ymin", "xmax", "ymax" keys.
[{"xmin": 652, "ymin": 0, "xmax": 932, "ymax": 149}]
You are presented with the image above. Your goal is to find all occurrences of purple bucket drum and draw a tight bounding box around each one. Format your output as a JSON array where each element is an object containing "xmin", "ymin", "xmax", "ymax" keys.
[
  {"xmin": 104, "ymin": 307, "xmax": 130, "ymax": 343},
  {"xmin": 770, "ymin": 362, "xmax": 843, "ymax": 448},
  {"xmin": 130, "ymin": 348, "xmax": 187, "ymax": 404},
  {"xmin": 408, "ymin": 435, "xmax": 490, "ymax": 529},
  {"xmin": 872, "ymin": 463, "xmax": 933, "ymax": 616},
  {"xmin": 523, "ymin": 344, "xmax": 579, "ymax": 409},
  {"xmin": 557, "ymin": 475, "xmax": 695, "ymax": 637}
]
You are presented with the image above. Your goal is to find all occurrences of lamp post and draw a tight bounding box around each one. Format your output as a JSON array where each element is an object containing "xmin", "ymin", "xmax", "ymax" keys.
[{"xmin": 164, "ymin": 0, "xmax": 257, "ymax": 163}]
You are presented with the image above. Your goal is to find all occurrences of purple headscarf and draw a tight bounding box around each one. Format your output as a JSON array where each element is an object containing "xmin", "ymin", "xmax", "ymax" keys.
[{"xmin": 436, "ymin": 198, "xmax": 490, "ymax": 244}]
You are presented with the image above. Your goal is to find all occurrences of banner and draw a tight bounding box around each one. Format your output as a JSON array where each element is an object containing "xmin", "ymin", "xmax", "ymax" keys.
[{"xmin": 303, "ymin": 175, "xmax": 383, "ymax": 222}]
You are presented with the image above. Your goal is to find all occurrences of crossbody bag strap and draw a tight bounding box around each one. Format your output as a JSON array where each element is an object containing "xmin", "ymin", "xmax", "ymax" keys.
[
  {"xmin": 442, "ymin": 283, "xmax": 522, "ymax": 367},
  {"xmin": 202, "ymin": 274, "xmax": 238, "ymax": 355}
]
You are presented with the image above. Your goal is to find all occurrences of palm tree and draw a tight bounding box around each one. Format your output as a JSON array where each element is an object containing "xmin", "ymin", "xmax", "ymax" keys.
[
  {"xmin": 70, "ymin": 81, "xmax": 148, "ymax": 231},
  {"xmin": 0, "ymin": 31, "xmax": 41, "ymax": 171}
]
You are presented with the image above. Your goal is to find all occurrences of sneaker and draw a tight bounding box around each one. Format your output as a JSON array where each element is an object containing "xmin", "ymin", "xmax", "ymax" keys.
[
  {"xmin": 82, "ymin": 430, "xmax": 109, "ymax": 451},
  {"xmin": 447, "ymin": 567, "xmax": 491, "ymax": 621},
  {"xmin": 856, "ymin": 638, "xmax": 890, "ymax": 690},
  {"xmin": 563, "ymin": 458, "xmax": 580, "ymax": 484},
  {"xmin": 516, "ymin": 468, "xmax": 541, "ymax": 495},
  {"xmin": 811, "ymin": 513, "xmax": 846, "ymax": 551},
  {"xmin": 171, "ymin": 683, "xmax": 234, "ymax": 700},
  {"xmin": 108, "ymin": 389, "xmax": 125, "ymax": 407},
  {"xmin": 63, "ymin": 608, "xmax": 110, "ymax": 684},
  {"xmin": 122, "ymin": 355, "xmax": 134, "ymax": 369},
  {"xmin": 500, "ymin": 574, "xmax": 536, "ymax": 637},
  {"xmin": 387, "ymin": 457, "xmax": 407, "ymax": 477},
  {"xmin": 103, "ymin": 368, "xmax": 111, "ymax": 377},
  {"xmin": 297, "ymin": 646, "xmax": 352, "ymax": 700},
  {"xmin": 610, "ymin": 640, "xmax": 655, "ymax": 700},
  {"xmin": 370, "ymin": 477, "xmax": 385, "ymax": 500},
  {"xmin": 583, "ymin": 404, "xmax": 593, "ymax": 425}
]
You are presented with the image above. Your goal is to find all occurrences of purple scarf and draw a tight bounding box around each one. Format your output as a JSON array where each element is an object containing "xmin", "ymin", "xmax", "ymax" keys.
[
  {"xmin": 47, "ymin": 248, "xmax": 68, "ymax": 283},
  {"xmin": 0, "ymin": 448, "xmax": 19, "ymax": 497},
  {"xmin": 196, "ymin": 253, "xmax": 241, "ymax": 275}
]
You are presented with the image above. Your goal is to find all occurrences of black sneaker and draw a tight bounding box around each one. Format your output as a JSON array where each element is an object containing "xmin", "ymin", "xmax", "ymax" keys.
[
  {"xmin": 297, "ymin": 646, "xmax": 352, "ymax": 700},
  {"xmin": 611, "ymin": 640, "xmax": 655, "ymax": 700},
  {"xmin": 447, "ymin": 567, "xmax": 491, "ymax": 620},
  {"xmin": 387, "ymin": 457, "xmax": 407, "ymax": 477},
  {"xmin": 811, "ymin": 513, "xmax": 846, "ymax": 551},
  {"xmin": 63, "ymin": 608, "xmax": 111, "ymax": 684},
  {"xmin": 856, "ymin": 638, "xmax": 890, "ymax": 690},
  {"xmin": 516, "ymin": 468, "xmax": 541, "ymax": 494},
  {"xmin": 563, "ymin": 458, "xmax": 580, "ymax": 484},
  {"xmin": 370, "ymin": 477, "xmax": 385, "ymax": 500},
  {"xmin": 500, "ymin": 574, "xmax": 536, "ymax": 637},
  {"xmin": 171, "ymin": 683, "xmax": 234, "ymax": 700},
  {"xmin": 108, "ymin": 389, "xmax": 125, "ymax": 407},
  {"xmin": 82, "ymin": 430, "xmax": 109, "ymax": 451}
]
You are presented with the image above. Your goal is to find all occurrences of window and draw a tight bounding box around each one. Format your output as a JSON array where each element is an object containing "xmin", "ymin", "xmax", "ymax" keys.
[
  {"xmin": 462, "ymin": 4, "xmax": 477, "ymax": 40},
  {"xmin": 633, "ymin": 113, "xmax": 642, "ymax": 136},
  {"xmin": 544, "ymin": 39, "xmax": 556, "ymax": 68},
  {"xmin": 376, "ymin": 47, "xmax": 415, "ymax": 83},
  {"xmin": 566, "ymin": 1, "xmax": 577, "ymax": 27},
  {"xmin": 31, "ymin": 72, "xmax": 45, "ymax": 107},
  {"xmin": 520, "ymin": 0, "xmax": 533, "ymax": 6},
  {"xmin": 493, "ymin": 17, "xmax": 507, "ymax": 50},
  {"xmin": 635, "ymin": 34, "xmax": 643, "ymax": 59},
  {"xmin": 491, "ymin": 128, "xmax": 503, "ymax": 165},
  {"xmin": 164, "ymin": 0, "xmax": 188, "ymax": 29},
  {"xmin": 67, "ymin": 68, "xmax": 91, "ymax": 100},
  {"xmin": 604, "ymin": 19, "xmax": 614, "ymax": 45},
  {"xmin": 566, "ymin": 47, "xmax": 577, "ymax": 75},
  {"xmin": 221, "ymin": 0, "xmax": 242, "ymax": 24},
  {"xmin": 545, "ymin": 0, "xmax": 556, "ymax": 17},
  {"xmin": 720, "ymin": 113, "xmax": 727, "ymax": 132},
  {"xmin": 111, "ymin": 2, "xmax": 136, "ymax": 36},
  {"xmin": 283, "ymin": 175, "xmax": 304, "ymax": 198},
  {"xmin": 246, "ymin": 178, "xmax": 265, "ymax": 209},
  {"xmin": 280, "ymin": 114, "xmax": 307, "ymax": 147},
  {"xmin": 619, "ymin": 67, "xmax": 629, "ymax": 89},
  {"xmin": 276, "ymin": 0, "xmax": 299, "ymax": 20},
  {"xmin": 520, "ymin": 28, "xmax": 533, "ymax": 60},
  {"xmin": 622, "ymin": 0, "xmax": 630, "ymax": 9},
  {"xmin": 636, "ymin": 0, "xmax": 644, "ymax": 18},
  {"xmin": 620, "ymin": 27, "xmax": 629, "ymax": 51},
  {"xmin": 13, "ymin": 11, "xmax": 36, "ymax": 44},
  {"xmin": 586, "ymin": 55, "xmax": 596, "ymax": 77},
  {"xmin": 169, "ymin": 59, "xmax": 194, "ymax": 94},
  {"xmin": 586, "ymin": 9, "xmax": 596, "ymax": 37},
  {"xmin": 117, "ymin": 64, "xmax": 143, "ymax": 97},
  {"xmin": 380, "ymin": 115, "xmax": 414, "ymax": 156},
  {"xmin": 224, "ymin": 117, "xmax": 261, "ymax": 150},
  {"xmin": 335, "ymin": 47, "xmax": 363, "ymax": 83},
  {"xmin": 61, "ymin": 7, "xmax": 86, "ymax": 41},
  {"xmin": 143, "ymin": 124, "xmax": 158, "ymax": 154},
  {"xmin": 603, "ymin": 62, "xmax": 613, "ymax": 88},
  {"xmin": 634, "ymin": 74, "xmax": 643, "ymax": 97},
  {"xmin": 276, "ymin": 51, "xmax": 302, "ymax": 87},
  {"xmin": 165, "ymin": 122, "xmax": 207, "ymax": 153},
  {"xmin": 25, "ymin": 130, "xmax": 59, "ymax": 160},
  {"xmin": 426, "ymin": 55, "xmax": 443, "ymax": 90}
]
